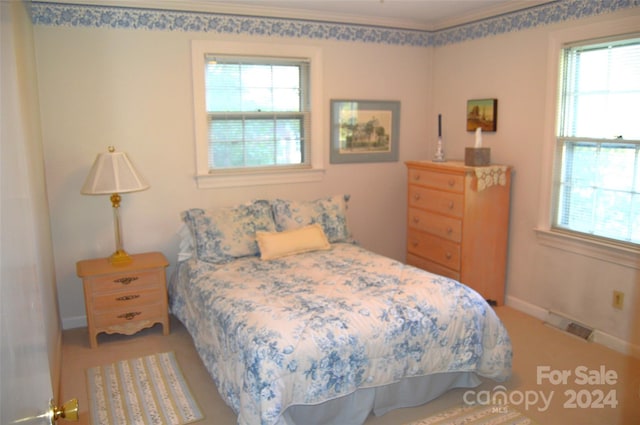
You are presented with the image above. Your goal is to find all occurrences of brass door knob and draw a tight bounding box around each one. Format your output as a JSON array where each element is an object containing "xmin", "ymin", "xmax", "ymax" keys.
[{"xmin": 50, "ymin": 398, "xmax": 79, "ymax": 423}]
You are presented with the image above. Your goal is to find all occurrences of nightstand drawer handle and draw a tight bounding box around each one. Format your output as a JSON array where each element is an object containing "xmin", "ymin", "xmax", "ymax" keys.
[
  {"xmin": 116, "ymin": 294, "xmax": 140, "ymax": 302},
  {"xmin": 114, "ymin": 276, "xmax": 139, "ymax": 285},
  {"xmin": 118, "ymin": 312, "xmax": 141, "ymax": 320}
]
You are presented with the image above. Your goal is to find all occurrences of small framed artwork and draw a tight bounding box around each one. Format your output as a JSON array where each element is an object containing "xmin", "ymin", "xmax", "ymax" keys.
[
  {"xmin": 466, "ymin": 98, "xmax": 498, "ymax": 132},
  {"xmin": 330, "ymin": 99, "xmax": 400, "ymax": 163}
]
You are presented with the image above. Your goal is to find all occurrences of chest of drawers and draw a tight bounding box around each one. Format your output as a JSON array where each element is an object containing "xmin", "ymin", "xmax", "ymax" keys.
[
  {"xmin": 405, "ymin": 161, "xmax": 512, "ymax": 305},
  {"xmin": 76, "ymin": 251, "xmax": 169, "ymax": 348}
]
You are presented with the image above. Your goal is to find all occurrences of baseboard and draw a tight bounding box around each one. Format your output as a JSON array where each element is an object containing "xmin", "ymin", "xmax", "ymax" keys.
[
  {"xmin": 592, "ymin": 330, "xmax": 640, "ymax": 359},
  {"xmin": 504, "ymin": 295, "xmax": 547, "ymax": 321},
  {"xmin": 62, "ymin": 315, "xmax": 87, "ymax": 330},
  {"xmin": 505, "ymin": 295, "xmax": 640, "ymax": 359}
]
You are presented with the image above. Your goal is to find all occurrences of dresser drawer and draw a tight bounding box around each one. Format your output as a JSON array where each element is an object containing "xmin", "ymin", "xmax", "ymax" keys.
[
  {"xmin": 407, "ymin": 230, "xmax": 460, "ymax": 271},
  {"xmin": 88, "ymin": 269, "xmax": 163, "ymax": 294},
  {"xmin": 406, "ymin": 253, "xmax": 461, "ymax": 281},
  {"xmin": 93, "ymin": 303, "xmax": 165, "ymax": 329},
  {"xmin": 92, "ymin": 286, "xmax": 165, "ymax": 311},
  {"xmin": 408, "ymin": 168, "xmax": 464, "ymax": 192},
  {"xmin": 408, "ymin": 207, "xmax": 462, "ymax": 242},
  {"xmin": 408, "ymin": 185, "xmax": 464, "ymax": 217}
]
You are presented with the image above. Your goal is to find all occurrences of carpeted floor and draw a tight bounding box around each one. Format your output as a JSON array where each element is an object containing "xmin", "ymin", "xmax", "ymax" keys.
[{"xmin": 60, "ymin": 306, "xmax": 640, "ymax": 425}]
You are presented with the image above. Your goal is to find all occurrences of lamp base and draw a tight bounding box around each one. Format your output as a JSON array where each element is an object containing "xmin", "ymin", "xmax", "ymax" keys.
[{"xmin": 109, "ymin": 249, "xmax": 133, "ymax": 265}]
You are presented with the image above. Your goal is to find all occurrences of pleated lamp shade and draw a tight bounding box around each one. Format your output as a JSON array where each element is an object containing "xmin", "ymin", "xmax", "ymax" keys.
[{"xmin": 81, "ymin": 147, "xmax": 149, "ymax": 195}]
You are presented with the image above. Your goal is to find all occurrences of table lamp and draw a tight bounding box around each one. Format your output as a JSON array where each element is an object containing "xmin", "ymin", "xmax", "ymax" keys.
[{"xmin": 81, "ymin": 146, "xmax": 149, "ymax": 265}]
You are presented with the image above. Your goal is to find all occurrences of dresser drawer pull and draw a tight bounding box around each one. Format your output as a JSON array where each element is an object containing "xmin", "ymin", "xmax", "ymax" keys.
[
  {"xmin": 116, "ymin": 294, "xmax": 140, "ymax": 302},
  {"xmin": 411, "ymin": 240, "xmax": 419, "ymax": 247},
  {"xmin": 113, "ymin": 276, "xmax": 139, "ymax": 285},
  {"xmin": 412, "ymin": 216, "xmax": 420, "ymax": 224},
  {"xmin": 413, "ymin": 174, "xmax": 421, "ymax": 181},
  {"xmin": 413, "ymin": 193, "xmax": 421, "ymax": 201},
  {"xmin": 448, "ymin": 201, "xmax": 455, "ymax": 209},
  {"xmin": 446, "ymin": 227, "xmax": 453, "ymax": 234},
  {"xmin": 445, "ymin": 252, "xmax": 452, "ymax": 260},
  {"xmin": 117, "ymin": 312, "xmax": 141, "ymax": 321},
  {"xmin": 448, "ymin": 179, "xmax": 455, "ymax": 187}
]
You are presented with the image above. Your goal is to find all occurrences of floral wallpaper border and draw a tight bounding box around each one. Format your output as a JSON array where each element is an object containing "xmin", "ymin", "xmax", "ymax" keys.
[{"xmin": 31, "ymin": 0, "xmax": 639, "ymax": 47}]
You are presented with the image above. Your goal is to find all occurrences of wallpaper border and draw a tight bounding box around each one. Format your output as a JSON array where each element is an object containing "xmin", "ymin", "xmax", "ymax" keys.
[{"xmin": 31, "ymin": 0, "xmax": 639, "ymax": 47}]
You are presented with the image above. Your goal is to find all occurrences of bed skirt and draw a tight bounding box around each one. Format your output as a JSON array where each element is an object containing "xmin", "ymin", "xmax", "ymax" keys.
[{"xmin": 279, "ymin": 371, "xmax": 481, "ymax": 425}]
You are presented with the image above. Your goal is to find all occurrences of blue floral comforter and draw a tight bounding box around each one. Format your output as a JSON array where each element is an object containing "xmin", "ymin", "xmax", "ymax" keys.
[{"xmin": 169, "ymin": 243, "xmax": 512, "ymax": 425}]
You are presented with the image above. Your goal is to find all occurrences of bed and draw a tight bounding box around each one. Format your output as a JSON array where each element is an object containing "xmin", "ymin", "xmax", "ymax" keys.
[{"xmin": 169, "ymin": 196, "xmax": 512, "ymax": 425}]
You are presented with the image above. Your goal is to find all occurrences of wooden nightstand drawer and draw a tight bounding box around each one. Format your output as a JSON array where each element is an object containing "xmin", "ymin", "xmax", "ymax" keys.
[
  {"xmin": 93, "ymin": 303, "xmax": 166, "ymax": 329},
  {"xmin": 77, "ymin": 251, "xmax": 169, "ymax": 348},
  {"xmin": 408, "ymin": 168, "xmax": 464, "ymax": 192},
  {"xmin": 408, "ymin": 185, "xmax": 464, "ymax": 217},
  {"xmin": 407, "ymin": 230, "xmax": 460, "ymax": 271},
  {"xmin": 89, "ymin": 270, "xmax": 163, "ymax": 294},
  {"xmin": 408, "ymin": 207, "xmax": 462, "ymax": 242},
  {"xmin": 92, "ymin": 286, "xmax": 164, "ymax": 311}
]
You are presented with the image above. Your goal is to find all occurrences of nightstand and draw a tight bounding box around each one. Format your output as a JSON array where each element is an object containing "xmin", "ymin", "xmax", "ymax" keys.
[{"xmin": 76, "ymin": 251, "xmax": 170, "ymax": 348}]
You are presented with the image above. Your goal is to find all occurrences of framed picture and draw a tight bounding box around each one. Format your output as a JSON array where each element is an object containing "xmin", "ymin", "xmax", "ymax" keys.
[
  {"xmin": 330, "ymin": 100, "xmax": 400, "ymax": 163},
  {"xmin": 466, "ymin": 98, "xmax": 497, "ymax": 132}
]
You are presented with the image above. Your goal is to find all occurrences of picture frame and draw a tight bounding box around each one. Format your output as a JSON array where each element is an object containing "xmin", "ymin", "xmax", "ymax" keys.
[
  {"xmin": 466, "ymin": 98, "xmax": 498, "ymax": 132},
  {"xmin": 330, "ymin": 100, "xmax": 400, "ymax": 163}
]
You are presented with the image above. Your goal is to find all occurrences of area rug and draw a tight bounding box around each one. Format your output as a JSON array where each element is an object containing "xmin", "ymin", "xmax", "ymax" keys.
[
  {"xmin": 86, "ymin": 352, "xmax": 203, "ymax": 425},
  {"xmin": 405, "ymin": 403, "xmax": 536, "ymax": 425}
]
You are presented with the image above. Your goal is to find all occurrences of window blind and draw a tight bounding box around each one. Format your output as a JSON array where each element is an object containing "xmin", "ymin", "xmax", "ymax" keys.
[
  {"xmin": 554, "ymin": 35, "xmax": 640, "ymax": 246},
  {"xmin": 204, "ymin": 55, "xmax": 311, "ymax": 171}
]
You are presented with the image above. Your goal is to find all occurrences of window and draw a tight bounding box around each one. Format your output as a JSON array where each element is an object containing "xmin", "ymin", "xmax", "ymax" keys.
[
  {"xmin": 553, "ymin": 35, "xmax": 640, "ymax": 247},
  {"xmin": 192, "ymin": 41, "xmax": 324, "ymax": 188},
  {"xmin": 205, "ymin": 57, "xmax": 309, "ymax": 170}
]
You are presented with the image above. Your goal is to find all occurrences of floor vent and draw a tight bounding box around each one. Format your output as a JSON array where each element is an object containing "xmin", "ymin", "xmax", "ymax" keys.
[{"xmin": 544, "ymin": 311, "xmax": 594, "ymax": 341}]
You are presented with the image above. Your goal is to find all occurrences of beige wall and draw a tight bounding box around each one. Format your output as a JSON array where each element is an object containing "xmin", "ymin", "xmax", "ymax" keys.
[
  {"xmin": 432, "ymin": 10, "xmax": 640, "ymax": 354},
  {"xmin": 34, "ymin": 27, "xmax": 432, "ymax": 328},
  {"xmin": 33, "ymin": 6, "xmax": 640, "ymax": 355}
]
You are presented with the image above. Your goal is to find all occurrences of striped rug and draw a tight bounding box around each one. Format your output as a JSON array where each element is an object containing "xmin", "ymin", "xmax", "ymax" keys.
[
  {"xmin": 87, "ymin": 352, "xmax": 203, "ymax": 425},
  {"xmin": 405, "ymin": 403, "xmax": 536, "ymax": 425}
]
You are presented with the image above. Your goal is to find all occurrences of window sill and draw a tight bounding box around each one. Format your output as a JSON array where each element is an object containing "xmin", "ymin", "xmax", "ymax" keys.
[
  {"xmin": 534, "ymin": 228, "xmax": 640, "ymax": 270},
  {"xmin": 196, "ymin": 168, "xmax": 325, "ymax": 189}
]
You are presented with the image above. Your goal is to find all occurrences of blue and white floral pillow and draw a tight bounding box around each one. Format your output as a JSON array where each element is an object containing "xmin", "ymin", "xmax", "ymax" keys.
[
  {"xmin": 182, "ymin": 200, "xmax": 276, "ymax": 264},
  {"xmin": 271, "ymin": 195, "xmax": 352, "ymax": 243}
]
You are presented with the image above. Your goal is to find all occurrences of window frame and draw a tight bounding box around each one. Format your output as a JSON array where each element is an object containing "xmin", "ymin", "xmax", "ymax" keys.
[
  {"xmin": 537, "ymin": 21, "xmax": 640, "ymax": 269},
  {"xmin": 191, "ymin": 40, "xmax": 324, "ymax": 189}
]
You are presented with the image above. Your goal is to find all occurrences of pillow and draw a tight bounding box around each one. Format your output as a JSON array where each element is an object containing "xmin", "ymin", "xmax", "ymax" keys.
[
  {"xmin": 181, "ymin": 200, "xmax": 276, "ymax": 264},
  {"xmin": 177, "ymin": 223, "xmax": 194, "ymax": 262},
  {"xmin": 256, "ymin": 224, "xmax": 330, "ymax": 260},
  {"xmin": 271, "ymin": 195, "xmax": 351, "ymax": 243}
]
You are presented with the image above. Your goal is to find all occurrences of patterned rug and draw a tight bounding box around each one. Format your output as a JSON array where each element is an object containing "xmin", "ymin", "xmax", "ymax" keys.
[
  {"xmin": 86, "ymin": 352, "xmax": 203, "ymax": 425},
  {"xmin": 405, "ymin": 403, "xmax": 536, "ymax": 425}
]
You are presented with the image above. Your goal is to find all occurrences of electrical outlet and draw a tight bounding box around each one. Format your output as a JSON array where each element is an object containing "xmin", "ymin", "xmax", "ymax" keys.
[{"xmin": 612, "ymin": 291, "xmax": 624, "ymax": 310}]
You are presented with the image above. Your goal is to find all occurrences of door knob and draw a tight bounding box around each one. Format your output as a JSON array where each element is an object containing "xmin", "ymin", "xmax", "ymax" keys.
[
  {"xmin": 50, "ymin": 398, "xmax": 79, "ymax": 423},
  {"xmin": 11, "ymin": 398, "xmax": 78, "ymax": 424}
]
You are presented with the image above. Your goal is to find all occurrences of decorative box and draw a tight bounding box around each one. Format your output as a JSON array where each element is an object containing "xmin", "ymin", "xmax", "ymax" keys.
[{"xmin": 465, "ymin": 147, "xmax": 491, "ymax": 166}]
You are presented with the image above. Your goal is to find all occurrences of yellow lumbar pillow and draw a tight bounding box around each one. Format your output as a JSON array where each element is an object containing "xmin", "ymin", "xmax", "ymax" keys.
[{"xmin": 256, "ymin": 224, "xmax": 331, "ymax": 260}]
